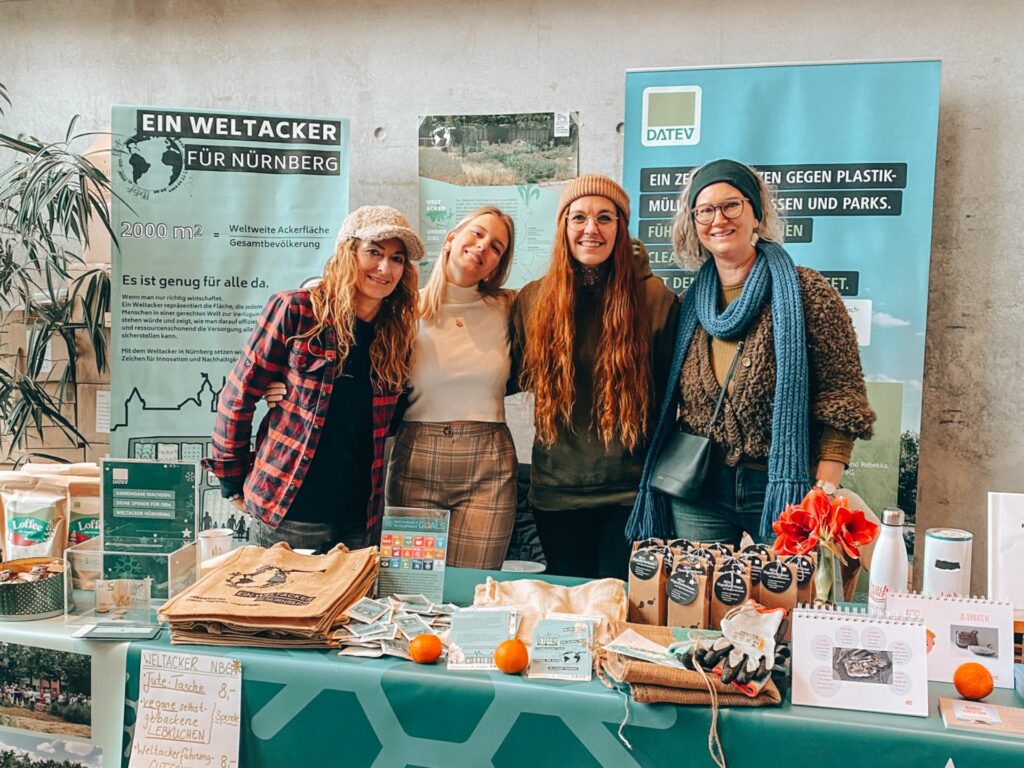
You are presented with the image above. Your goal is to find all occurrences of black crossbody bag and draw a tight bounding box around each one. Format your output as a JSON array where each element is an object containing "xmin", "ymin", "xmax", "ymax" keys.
[{"xmin": 650, "ymin": 341, "xmax": 744, "ymax": 500}]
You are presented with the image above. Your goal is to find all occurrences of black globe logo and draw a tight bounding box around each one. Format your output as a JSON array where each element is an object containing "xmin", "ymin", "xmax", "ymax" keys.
[{"xmin": 121, "ymin": 135, "xmax": 186, "ymax": 193}]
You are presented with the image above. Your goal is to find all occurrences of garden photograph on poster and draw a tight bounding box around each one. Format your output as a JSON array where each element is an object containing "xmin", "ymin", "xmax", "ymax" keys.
[
  {"xmin": 0, "ymin": 643, "xmax": 91, "ymax": 739},
  {"xmin": 418, "ymin": 112, "xmax": 580, "ymax": 288}
]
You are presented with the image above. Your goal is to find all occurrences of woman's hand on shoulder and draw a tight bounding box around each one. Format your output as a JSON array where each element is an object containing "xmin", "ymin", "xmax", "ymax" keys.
[{"xmin": 263, "ymin": 381, "xmax": 287, "ymax": 408}]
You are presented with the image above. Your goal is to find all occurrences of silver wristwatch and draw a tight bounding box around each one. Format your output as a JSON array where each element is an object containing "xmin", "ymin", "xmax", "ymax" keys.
[{"xmin": 814, "ymin": 479, "xmax": 838, "ymax": 496}]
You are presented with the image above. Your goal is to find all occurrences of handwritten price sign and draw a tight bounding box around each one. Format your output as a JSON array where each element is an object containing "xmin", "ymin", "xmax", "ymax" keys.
[{"xmin": 130, "ymin": 651, "xmax": 242, "ymax": 768}]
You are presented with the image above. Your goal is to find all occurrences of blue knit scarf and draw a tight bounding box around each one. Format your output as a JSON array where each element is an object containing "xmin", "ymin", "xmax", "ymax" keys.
[{"xmin": 627, "ymin": 241, "xmax": 812, "ymax": 540}]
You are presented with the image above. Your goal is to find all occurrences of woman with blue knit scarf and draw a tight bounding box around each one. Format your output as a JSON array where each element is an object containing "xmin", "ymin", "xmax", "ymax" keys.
[{"xmin": 628, "ymin": 159, "xmax": 875, "ymax": 546}]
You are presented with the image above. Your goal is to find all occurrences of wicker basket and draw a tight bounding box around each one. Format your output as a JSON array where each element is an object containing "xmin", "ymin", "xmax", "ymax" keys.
[{"xmin": 0, "ymin": 557, "xmax": 66, "ymax": 620}]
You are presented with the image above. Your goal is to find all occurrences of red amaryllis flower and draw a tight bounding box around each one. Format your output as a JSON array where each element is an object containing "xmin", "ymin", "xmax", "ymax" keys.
[
  {"xmin": 771, "ymin": 502, "xmax": 821, "ymax": 555},
  {"xmin": 832, "ymin": 501, "xmax": 879, "ymax": 559},
  {"xmin": 805, "ymin": 489, "xmax": 836, "ymax": 534}
]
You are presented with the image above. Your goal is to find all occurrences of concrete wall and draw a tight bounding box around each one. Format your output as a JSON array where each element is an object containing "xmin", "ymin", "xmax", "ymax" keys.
[{"xmin": 3, "ymin": 0, "xmax": 1022, "ymax": 591}]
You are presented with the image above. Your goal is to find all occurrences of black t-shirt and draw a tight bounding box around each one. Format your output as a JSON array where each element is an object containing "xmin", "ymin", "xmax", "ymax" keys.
[{"xmin": 286, "ymin": 319, "xmax": 374, "ymax": 527}]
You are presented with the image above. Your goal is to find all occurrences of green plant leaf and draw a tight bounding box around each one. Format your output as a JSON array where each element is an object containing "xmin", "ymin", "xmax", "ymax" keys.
[{"xmin": 0, "ymin": 100, "xmax": 113, "ymax": 454}]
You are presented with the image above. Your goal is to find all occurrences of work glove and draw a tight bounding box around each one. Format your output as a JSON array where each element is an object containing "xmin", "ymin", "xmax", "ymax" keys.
[{"xmin": 671, "ymin": 600, "xmax": 787, "ymax": 696}]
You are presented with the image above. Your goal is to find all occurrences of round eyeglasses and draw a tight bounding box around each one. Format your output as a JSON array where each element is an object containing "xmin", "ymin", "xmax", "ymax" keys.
[
  {"xmin": 692, "ymin": 198, "xmax": 746, "ymax": 225},
  {"xmin": 566, "ymin": 212, "xmax": 618, "ymax": 231}
]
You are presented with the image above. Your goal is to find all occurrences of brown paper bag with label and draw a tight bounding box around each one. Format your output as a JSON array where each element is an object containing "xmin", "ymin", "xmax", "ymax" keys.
[
  {"xmin": 665, "ymin": 566, "xmax": 709, "ymax": 629},
  {"xmin": 627, "ymin": 545, "xmax": 669, "ymax": 625},
  {"xmin": 784, "ymin": 553, "xmax": 817, "ymax": 604},
  {"xmin": 757, "ymin": 559, "xmax": 799, "ymax": 641},
  {"xmin": 709, "ymin": 564, "xmax": 752, "ymax": 630}
]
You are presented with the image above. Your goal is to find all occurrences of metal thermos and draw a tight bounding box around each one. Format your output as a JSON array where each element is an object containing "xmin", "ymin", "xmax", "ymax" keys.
[{"xmin": 868, "ymin": 507, "xmax": 909, "ymax": 616}]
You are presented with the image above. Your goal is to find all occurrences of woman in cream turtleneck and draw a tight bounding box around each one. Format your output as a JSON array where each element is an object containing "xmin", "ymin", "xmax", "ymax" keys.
[{"xmin": 385, "ymin": 206, "xmax": 518, "ymax": 569}]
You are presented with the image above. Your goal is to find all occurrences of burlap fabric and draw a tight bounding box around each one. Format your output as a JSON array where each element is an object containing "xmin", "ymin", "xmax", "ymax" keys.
[
  {"xmin": 160, "ymin": 542, "xmax": 378, "ymax": 647},
  {"xmin": 597, "ymin": 622, "xmax": 781, "ymax": 706}
]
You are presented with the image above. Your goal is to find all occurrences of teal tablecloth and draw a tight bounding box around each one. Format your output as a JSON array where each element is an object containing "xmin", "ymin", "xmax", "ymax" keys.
[{"xmin": 122, "ymin": 569, "xmax": 1024, "ymax": 767}]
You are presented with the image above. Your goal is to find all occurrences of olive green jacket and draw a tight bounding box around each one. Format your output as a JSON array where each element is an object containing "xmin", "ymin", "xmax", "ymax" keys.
[{"xmin": 511, "ymin": 242, "xmax": 679, "ymax": 510}]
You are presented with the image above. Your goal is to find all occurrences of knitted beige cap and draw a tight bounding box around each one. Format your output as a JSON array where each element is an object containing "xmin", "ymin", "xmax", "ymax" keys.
[
  {"xmin": 557, "ymin": 174, "xmax": 630, "ymax": 222},
  {"xmin": 335, "ymin": 205, "xmax": 425, "ymax": 262}
]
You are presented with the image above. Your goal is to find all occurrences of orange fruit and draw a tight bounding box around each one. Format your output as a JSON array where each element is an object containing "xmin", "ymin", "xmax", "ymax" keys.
[
  {"xmin": 953, "ymin": 662, "xmax": 994, "ymax": 701},
  {"xmin": 408, "ymin": 633, "xmax": 443, "ymax": 664},
  {"xmin": 493, "ymin": 638, "xmax": 529, "ymax": 674}
]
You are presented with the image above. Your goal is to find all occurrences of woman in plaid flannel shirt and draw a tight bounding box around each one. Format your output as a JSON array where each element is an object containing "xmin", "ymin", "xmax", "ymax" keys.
[{"xmin": 204, "ymin": 206, "xmax": 423, "ymax": 553}]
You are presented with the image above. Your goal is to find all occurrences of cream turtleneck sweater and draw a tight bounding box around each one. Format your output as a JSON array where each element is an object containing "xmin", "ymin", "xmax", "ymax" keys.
[{"xmin": 404, "ymin": 283, "xmax": 511, "ymax": 423}]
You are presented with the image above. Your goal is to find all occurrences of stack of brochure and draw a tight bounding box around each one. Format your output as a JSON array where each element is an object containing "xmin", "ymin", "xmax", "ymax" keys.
[
  {"xmin": 335, "ymin": 594, "xmax": 457, "ymax": 658},
  {"xmin": 159, "ymin": 543, "xmax": 378, "ymax": 648}
]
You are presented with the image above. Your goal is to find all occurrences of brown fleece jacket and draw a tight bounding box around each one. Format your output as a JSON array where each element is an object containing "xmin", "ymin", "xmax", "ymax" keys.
[{"xmin": 678, "ymin": 266, "xmax": 875, "ymax": 466}]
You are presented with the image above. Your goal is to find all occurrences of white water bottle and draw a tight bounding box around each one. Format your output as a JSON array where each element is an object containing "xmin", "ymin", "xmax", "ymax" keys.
[{"xmin": 868, "ymin": 507, "xmax": 909, "ymax": 616}]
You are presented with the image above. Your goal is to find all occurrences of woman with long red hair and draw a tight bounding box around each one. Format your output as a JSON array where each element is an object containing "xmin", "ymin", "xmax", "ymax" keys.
[{"xmin": 511, "ymin": 175, "xmax": 678, "ymax": 578}]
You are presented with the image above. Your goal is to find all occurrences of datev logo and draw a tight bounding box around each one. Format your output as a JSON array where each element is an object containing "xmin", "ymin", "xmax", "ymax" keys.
[{"xmin": 641, "ymin": 86, "xmax": 702, "ymax": 147}]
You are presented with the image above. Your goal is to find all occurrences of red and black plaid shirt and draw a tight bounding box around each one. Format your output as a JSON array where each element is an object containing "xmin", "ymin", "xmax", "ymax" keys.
[{"xmin": 203, "ymin": 290, "xmax": 401, "ymax": 539}]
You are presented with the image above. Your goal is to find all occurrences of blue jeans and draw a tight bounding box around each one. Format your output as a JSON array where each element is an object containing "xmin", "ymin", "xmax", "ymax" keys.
[{"xmin": 670, "ymin": 459, "xmax": 773, "ymax": 547}]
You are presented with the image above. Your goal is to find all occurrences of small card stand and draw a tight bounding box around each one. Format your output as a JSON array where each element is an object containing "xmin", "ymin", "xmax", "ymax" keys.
[{"xmin": 64, "ymin": 534, "xmax": 198, "ymax": 628}]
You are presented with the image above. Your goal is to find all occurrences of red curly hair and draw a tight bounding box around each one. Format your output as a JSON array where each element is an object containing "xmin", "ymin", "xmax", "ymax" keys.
[{"xmin": 521, "ymin": 210, "xmax": 651, "ymax": 450}]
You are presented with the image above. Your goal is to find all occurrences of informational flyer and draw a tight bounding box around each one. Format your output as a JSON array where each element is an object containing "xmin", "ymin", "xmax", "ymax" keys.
[
  {"xmin": 623, "ymin": 61, "xmax": 941, "ymax": 516},
  {"xmin": 940, "ymin": 698, "xmax": 1024, "ymax": 739},
  {"xmin": 376, "ymin": 507, "xmax": 450, "ymax": 603},
  {"xmin": 110, "ymin": 105, "xmax": 350, "ymax": 526},
  {"xmin": 129, "ymin": 649, "xmax": 242, "ymax": 768},
  {"xmin": 447, "ymin": 608, "xmax": 518, "ymax": 671},
  {"xmin": 528, "ymin": 617, "xmax": 592, "ymax": 681},
  {"xmin": 418, "ymin": 112, "xmax": 579, "ymax": 288}
]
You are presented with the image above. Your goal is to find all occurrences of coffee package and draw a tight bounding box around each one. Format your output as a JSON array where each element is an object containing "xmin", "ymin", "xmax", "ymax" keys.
[
  {"xmin": 757, "ymin": 559, "xmax": 799, "ymax": 640},
  {"xmin": 784, "ymin": 553, "xmax": 817, "ymax": 604},
  {"xmin": 0, "ymin": 473, "xmax": 70, "ymax": 560},
  {"xmin": 741, "ymin": 542, "xmax": 775, "ymax": 561},
  {"xmin": 20, "ymin": 462, "xmax": 100, "ymax": 477},
  {"xmin": 737, "ymin": 552, "xmax": 765, "ymax": 592},
  {"xmin": 628, "ymin": 544, "xmax": 671, "ymax": 625},
  {"xmin": 709, "ymin": 562, "xmax": 752, "ymax": 630},
  {"xmin": 666, "ymin": 565, "xmax": 709, "ymax": 629},
  {"xmin": 703, "ymin": 542, "xmax": 735, "ymax": 561}
]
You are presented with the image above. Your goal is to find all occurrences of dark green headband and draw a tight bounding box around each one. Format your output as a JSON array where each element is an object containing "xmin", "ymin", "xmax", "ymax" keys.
[{"xmin": 687, "ymin": 159, "xmax": 763, "ymax": 221}]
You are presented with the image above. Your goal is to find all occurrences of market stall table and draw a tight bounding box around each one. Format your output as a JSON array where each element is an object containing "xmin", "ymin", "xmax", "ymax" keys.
[{"xmin": 119, "ymin": 568, "xmax": 1024, "ymax": 768}]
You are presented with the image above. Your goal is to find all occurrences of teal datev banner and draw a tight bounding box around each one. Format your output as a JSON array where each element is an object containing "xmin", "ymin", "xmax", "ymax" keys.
[
  {"xmin": 623, "ymin": 61, "xmax": 941, "ymax": 518},
  {"xmin": 109, "ymin": 106, "xmax": 350, "ymax": 527}
]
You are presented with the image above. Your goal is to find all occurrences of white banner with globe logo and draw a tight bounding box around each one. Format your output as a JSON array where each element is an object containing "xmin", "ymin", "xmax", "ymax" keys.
[{"xmin": 109, "ymin": 105, "xmax": 350, "ymax": 530}]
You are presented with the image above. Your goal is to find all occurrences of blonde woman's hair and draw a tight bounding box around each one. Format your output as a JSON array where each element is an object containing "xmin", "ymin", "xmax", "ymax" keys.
[
  {"xmin": 420, "ymin": 206, "xmax": 516, "ymax": 321},
  {"xmin": 520, "ymin": 208, "xmax": 651, "ymax": 451},
  {"xmin": 672, "ymin": 163, "xmax": 786, "ymax": 269},
  {"xmin": 297, "ymin": 238, "xmax": 419, "ymax": 391}
]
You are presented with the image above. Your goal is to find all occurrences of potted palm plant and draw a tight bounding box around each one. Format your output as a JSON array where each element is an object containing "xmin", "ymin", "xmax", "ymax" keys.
[{"xmin": 0, "ymin": 81, "xmax": 113, "ymax": 462}]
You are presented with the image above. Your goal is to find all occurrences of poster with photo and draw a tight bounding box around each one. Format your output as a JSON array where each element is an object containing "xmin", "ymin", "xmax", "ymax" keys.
[
  {"xmin": 0, "ymin": 732, "xmax": 100, "ymax": 768},
  {"xmin": 623, "ymin": 61, "xmax": 941, "ymax": 519},
  {"xmin": 418, "ymin": 112, "xmax": 579, "ymax": 289},
  {"xmin": 0, "ymin": 641, "xmax": 92, "ymax": 739}
]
